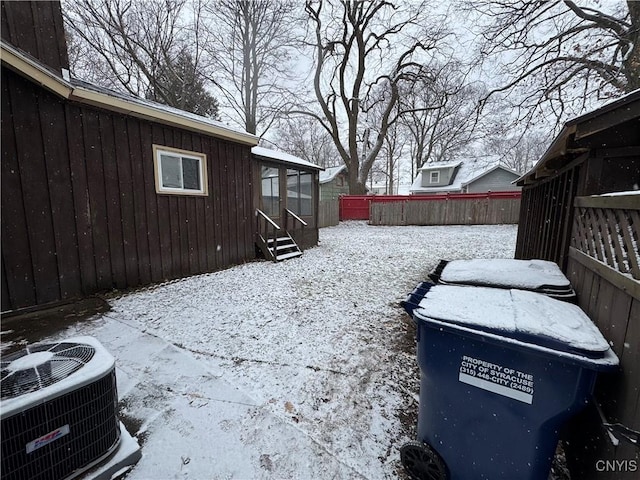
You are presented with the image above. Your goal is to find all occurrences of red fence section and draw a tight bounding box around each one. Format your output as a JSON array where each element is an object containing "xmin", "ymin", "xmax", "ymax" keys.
[{"xmin": 339, "ymin": 192, "xmax": 522, "ymax": 221}]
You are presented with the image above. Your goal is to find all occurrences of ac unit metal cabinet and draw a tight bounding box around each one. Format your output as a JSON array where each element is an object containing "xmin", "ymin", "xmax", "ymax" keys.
[{"xmin": 1, "ymin": 337, "xmax": 121, "ymax": 480}]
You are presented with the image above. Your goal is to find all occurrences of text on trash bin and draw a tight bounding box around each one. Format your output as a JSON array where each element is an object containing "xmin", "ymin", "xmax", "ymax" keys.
[{"xmin": 459, "ymin": 355, "xmax": 535, "ymax": 404}]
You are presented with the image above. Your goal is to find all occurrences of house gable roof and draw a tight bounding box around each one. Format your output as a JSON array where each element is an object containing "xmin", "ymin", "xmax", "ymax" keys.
[
  {"xmin": 418, "ymin": 161, "xmax": 462, "ymax": 171},
  {"xmin": 1, "ymin": 41, "xmax": 258, "ymax": 146},
  {"xmin": 319, "ymin": 165, "xmax": 347, "ymax": 184},
  {"xmin": 462, "ymin": 165, "xmax": 520, "ymax": 188}
]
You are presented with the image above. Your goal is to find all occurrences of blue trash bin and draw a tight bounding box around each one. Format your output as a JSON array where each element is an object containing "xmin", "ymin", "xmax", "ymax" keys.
[
  {"xmin": 401, "ymin": 284, "xmax": 619, "ymax": 480},
  {"xmin": 401, "ymin": 281, "xmax": 433, "ymax": 316},
  {"xmin": 428, "ymin": 258, "xmax": 576, "ymax": 301}
]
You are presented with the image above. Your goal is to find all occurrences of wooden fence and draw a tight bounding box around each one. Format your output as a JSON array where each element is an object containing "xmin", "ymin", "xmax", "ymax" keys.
[
  {"xmin": 369, "ymin": 194, "xmax": 521, "ymax": 226},
  {"xmin": 564, "ymin": 193, "xmax": 640, "ymax": 480},
  {"xmin": 319, "ymin": 199, "xmax": 339, "ymax": 228}
]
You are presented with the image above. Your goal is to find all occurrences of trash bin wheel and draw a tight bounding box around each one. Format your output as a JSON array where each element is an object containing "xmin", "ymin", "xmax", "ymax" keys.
[{"xmin": 400, "ymin": 441, "xmax": 448, "ymax": 480}]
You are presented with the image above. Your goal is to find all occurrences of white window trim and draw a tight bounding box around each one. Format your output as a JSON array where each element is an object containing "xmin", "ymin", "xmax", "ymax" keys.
[
  {"xmin": 153, "ymin": 145, "xmax": 208, "ymax": 196},
  {"xmin": 430, "ymin": 171, "xmax": 440, "ymax": 184}
]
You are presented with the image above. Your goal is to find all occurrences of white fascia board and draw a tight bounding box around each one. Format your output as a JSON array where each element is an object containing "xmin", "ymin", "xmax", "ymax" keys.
[{"xmin": 1, "ymin": 41, "xmax": 258, "ymax": 146}]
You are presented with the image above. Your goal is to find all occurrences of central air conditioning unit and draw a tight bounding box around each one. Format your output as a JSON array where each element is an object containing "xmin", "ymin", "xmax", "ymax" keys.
[{"xmin": 1, "ymin": 336, "xmax": 122, "ymax": 480}]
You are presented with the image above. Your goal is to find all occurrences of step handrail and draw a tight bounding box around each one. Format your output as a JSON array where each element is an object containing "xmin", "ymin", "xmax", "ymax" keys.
[
  {"xmin": 284, "ymin": 209, "xmax": 306, "ymax": 251},
  {"xmin": 256, "ymin": 209, "xmax": 281, "ymax": 230},
  {"xmin": 256, "ymin": 209, "xmax": 281, "ymax": 261},
  {"xmin": 285, "ymin": 208, "xmax": 308, "ymax": 226}
]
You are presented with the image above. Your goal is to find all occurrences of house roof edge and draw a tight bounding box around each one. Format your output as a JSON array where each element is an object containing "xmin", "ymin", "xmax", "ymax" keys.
[{"xmin": 1, "ymin": 41, "xmax": 258, "ymax": 146}]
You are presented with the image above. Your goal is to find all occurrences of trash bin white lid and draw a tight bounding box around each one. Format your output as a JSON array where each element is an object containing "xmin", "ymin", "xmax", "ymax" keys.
[
  {"xmin": 414, "ymin": 285, "xmax": 617, "ymax": 364},
  {"xmin": 439, "ymin": 259, "xmax": 571, "ymax": 291}
]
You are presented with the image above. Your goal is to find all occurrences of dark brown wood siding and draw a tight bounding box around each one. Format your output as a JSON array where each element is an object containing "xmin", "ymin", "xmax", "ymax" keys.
[
  {"xmin": 1, "ymin": 68, "xmax": 255, "ymax": 312},
  {"xmin": 1, "ymin": 1, "xmax": 69, "ymax": 73}
]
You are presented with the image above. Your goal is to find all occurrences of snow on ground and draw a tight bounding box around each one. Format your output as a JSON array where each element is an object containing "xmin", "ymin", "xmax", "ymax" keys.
[{"xmin": 30, "ymin": 222, "xmax": 517, "ymax": 479}]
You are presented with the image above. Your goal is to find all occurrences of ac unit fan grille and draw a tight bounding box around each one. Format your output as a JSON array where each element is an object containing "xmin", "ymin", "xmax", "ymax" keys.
[
  {"xmin": 1, "ymin": 342, "xmax": 95, "ymax": 400},
  {"xmin": 1, "ymin": 370, "xmax": 120, "ymax": 480}
]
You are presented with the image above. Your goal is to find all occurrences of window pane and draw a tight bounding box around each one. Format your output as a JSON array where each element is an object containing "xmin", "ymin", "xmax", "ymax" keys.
[
  {"xmin": 161, "ymin": 154, "xmax": 182, "ymax": 188},
  {"xmin": 182, "ymin": 157, "xmax": 201, "ymax": 190}
]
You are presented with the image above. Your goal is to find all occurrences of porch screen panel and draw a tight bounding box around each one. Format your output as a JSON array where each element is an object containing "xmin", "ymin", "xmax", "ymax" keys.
[
  {"xmin": 287, "ymin": 169, "xmax": 312, "ymax": 216},
  {"xmin": 261, "ymin": 167, "xmax": 279, "ymax": 216},
  {"xmin": 300, "ymin": 173, "xmax": 312, "ymax": 216}
]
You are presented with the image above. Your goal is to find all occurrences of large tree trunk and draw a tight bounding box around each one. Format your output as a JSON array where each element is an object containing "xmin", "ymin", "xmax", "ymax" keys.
[
  {"xmin": 626, "ymin": 0, "xmax": 640, "ymax": 92},
  {"xmin": 347, "ymin": 163, "xmax": 367, "ymax": 194}
]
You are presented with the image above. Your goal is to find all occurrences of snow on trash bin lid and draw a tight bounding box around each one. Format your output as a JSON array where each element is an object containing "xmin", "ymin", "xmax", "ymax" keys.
[
  {"xmin": 439, "ymin": 259, "xmax": 571, "ymax": 291},
  {"xmin": 414, "ymin": 285, "xmax": 617, "ymax": 364}
]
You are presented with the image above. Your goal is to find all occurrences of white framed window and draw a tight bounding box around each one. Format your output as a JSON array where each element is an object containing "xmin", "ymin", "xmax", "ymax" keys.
[
  {"xmin": 430, "ymin": 171, "xmax": 440, "ymax": 184},
  {"xmin": 153, "ymin": 145, "xmax": 208, "ymax": 196}
]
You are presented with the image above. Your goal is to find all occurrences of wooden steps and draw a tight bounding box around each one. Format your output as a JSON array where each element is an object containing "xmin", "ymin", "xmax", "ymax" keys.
[{"xmin": 266, "ymin": 235, "xmax": 302, "ymax": 261}]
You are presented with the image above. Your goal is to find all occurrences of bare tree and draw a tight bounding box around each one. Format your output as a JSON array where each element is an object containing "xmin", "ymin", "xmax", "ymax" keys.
[
  {"xmin": 64, "ymin": 0, "xmax": 217, "ymax": 116},
  {"xmin": 473, "ymin": 0, "xmax": 639, "ymax": 125},
  {"xmin": 482, "ymin": 130, "xmax": 550, "ymax": 175},
  {"xmin": 397, "ymin": 61, "xmax": 479, "ymax": 178},
  {"xmin": 202, "ymin": 1, "xmax": 299, "ymax": 136},
  {"xmin": 377, "ymin": 120, "xmax": 406, "ymax": 194},
  {"xmin": 271, "ymin": 117, "xmax": 339, "ymax": 167},
  {"xmin": 301, "ymin": 0, "xmax": 449, "ymax": 194},
  {"xmin": 362, "ymin": 83, "xmax": 409, "ymax": 194}
]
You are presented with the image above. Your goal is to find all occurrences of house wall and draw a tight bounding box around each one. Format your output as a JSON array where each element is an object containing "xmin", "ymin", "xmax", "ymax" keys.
[
  {"xmin": 320, "ymin": 175, "xmax": 349, "ymax": 201},
  {"xmin": 466, "ymin": 169, "xmax": 521, "ymax": 193},
  {"xmin": 420, "ymin": 167, "xmax": 455, "ymax": 187},
  {"xmin": 1, "ymin": 68, "xmax": 255, "ymax": 312},
  {"xmin": 1, "ymin": 0, "xmax": 68, "ymax": 73}
]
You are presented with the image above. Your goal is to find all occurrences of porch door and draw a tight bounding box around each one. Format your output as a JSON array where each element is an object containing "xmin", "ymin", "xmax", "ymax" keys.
[{"xmin": 260, "ymin": 165, "xmax": 280, "ymax": 220}]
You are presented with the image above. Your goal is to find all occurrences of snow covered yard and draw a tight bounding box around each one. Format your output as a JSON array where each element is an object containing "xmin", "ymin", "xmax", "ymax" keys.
[{"xmin": 30, "ymin": 222, "xmax": 517, "ymax": 479}]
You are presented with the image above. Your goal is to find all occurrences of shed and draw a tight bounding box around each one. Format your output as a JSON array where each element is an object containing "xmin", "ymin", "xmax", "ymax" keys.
[
  {"xmin": 514, "ymin": 89, "xmax": 640, "ymax": 480},
  {"xmin": 410, "ymin": 161, "xmax": 521, "ymax": 195},
  {"xmin": 1, "ymin": 1, "xmax": 259, "ymax": 312}
]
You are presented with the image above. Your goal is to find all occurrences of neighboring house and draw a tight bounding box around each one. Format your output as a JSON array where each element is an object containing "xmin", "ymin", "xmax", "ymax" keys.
[
  {"xmin": 368, "ymin": 182, "xmax": 389, "ymax": 195},
  {"xmin": 319, "ymin": 165, "xmax": 349, "ymax": 200},
  {"xmin": 409, "ymin": 161, "xmax": 522, "ymax": 194}
]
